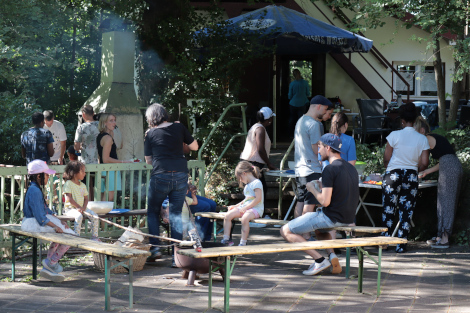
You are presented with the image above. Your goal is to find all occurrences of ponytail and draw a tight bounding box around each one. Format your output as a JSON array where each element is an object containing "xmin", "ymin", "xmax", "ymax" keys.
[{"xmin": 329, "ymin": 112, "xmax": 349, "ymax": 136}]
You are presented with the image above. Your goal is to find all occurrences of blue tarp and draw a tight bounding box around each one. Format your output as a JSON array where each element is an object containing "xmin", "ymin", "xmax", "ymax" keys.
[{"xmin": 197, "ymin": 5, "xmax": 373, "ymax": 55}]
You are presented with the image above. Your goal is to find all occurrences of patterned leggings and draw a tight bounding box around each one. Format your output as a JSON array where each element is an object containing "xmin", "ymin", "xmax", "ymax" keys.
[
  {"xmin": 65, "ymin": 208, "xmax": 99, "ymax": 238},
  {"xmin": 382, "ymin": 169, "xmax": 419, "ymax": 252},
  {"xmin": 47, "ymin": 242, "xmax": 70, "ymax": 265}
]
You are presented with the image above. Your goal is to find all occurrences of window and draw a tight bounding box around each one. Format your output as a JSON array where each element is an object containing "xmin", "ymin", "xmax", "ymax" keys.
[{"xmin": 393, "ymin": 63, "xmax": 442, "ymax": 97}]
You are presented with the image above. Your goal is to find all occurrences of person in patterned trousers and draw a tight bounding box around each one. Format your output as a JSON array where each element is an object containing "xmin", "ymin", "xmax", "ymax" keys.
[{"xmin": 381, "ymin": 103, "xmax": 430, "ymax": 253}]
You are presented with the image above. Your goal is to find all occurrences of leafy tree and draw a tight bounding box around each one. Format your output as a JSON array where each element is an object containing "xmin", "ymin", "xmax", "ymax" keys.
[{"xmin": 322, "ymin": 0, "xmax": 469, "ymax": 129}]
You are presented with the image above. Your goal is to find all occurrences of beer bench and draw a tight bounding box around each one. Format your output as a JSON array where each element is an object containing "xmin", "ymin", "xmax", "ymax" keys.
[
  {"xmin": 178, "ymin": 236, "xmax": 407, "ymax": 313},
  {"xmin": 194, "ymin": 212, "xmax": 388, "ymax": 277},
  {"xmin": 0, "ymin": 224, "xmax": 150, "ymax": 311}
]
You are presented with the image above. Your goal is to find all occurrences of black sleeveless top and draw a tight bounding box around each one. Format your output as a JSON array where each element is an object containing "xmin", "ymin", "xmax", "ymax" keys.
[
  {"xmin": 428, "ymin": 133, "xmax": 455, "ymax": 160},
  {"xmin": 97, "ymin": 132, "xmax": 118, "ymax": 163}
]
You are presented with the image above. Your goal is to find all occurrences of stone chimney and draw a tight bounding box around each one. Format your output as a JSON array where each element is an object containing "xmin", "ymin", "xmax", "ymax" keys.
[{"xmin": 83, "ymin": 31, "xmax": 144, "ymax": 160}]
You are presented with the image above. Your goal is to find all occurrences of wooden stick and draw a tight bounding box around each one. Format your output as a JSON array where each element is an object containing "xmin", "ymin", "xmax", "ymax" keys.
[{"xmin": 82, "ymin": 211, "xmax": 195, "ymax": 246}]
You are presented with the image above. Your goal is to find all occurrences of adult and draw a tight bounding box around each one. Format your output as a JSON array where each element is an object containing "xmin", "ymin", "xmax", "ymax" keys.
[
  {"xmin": 97, "ymin": 113, "xmax": 131, "ymax": 202},
  {"xmin": 21, "ymin": 112, "xmax": 54, "ymax": 165},
  {"xmin": 43, "ymin": 110, "xmax": 67, "ymax": 165},
  {"xmin": 281, "ymin": 133, "xmax": 359, "ymax": 275},
  {"xmin": 414, "ymin": 117, "xmax": 463, "ymax": 248},
  {"xmin": 144, "ymin": 103, "xmax": 198, "ymax": 261},
  {"xmin": 240, "ymin": 106, "xmax": 277, "ymax": 200},
  {"xmin": 288, "ymin": 69, "xmax": 310, "ymax": 136},
  {"xmin": 74, "ymin": 105, "xmax": 99, "ymax": 165},
  {"xmin": 330, "ymin": 112, "xmax": 356, "ymax": 165},
  {"xmin": 294, "ymin": 95, "xmax": 331, "ymax": 218},
  {"xmin": 382, "ymin": 103, "xmax": 429, "ymax": 253}
]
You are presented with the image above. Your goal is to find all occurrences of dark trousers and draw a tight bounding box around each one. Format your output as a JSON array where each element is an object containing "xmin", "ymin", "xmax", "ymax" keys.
[{"xmin": 289, "ymin": 105, "xmax": 307, "ymax": 136}]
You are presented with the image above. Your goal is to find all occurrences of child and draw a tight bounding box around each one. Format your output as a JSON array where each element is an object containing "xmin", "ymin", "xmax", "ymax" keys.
[
  {"xmin": 221, "ymin": 161, "xmax": 264, "ymax": 246},
  {"xmin": 66, "ymin": 145, "xmax": 79, "ymax": 162},
  {"xmin": 63, "ymin": 161, "xmax": 100, "ymax": 240},
  {"xmin": 21, "ymin": 160, "xmax": 76, "ymax": 282}
]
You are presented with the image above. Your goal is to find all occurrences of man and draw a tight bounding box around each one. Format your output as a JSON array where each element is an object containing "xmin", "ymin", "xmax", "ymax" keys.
[
  {"xmin": 43, "ymin": 110, "xmax": 67, "ymax": 165},
  {"xmin": 281, "ymin": 133, "xmax": 359, "ymax": 276},
  {"xmin": 74, "ymin": 105, "xmax": 99, "ymax": 165},
  {"xmin": 294, "ymin": 95, "xmax": 332, "ymax": 218},
  {"xmin": 21, "ymin": 112, "xmax": 55, "ymax": 165}
]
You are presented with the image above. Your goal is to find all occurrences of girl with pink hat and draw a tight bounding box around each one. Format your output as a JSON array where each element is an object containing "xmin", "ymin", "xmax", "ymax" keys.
[{"xmin": 21, "ymin": 160, "xmax": 76, "ymax": 282}]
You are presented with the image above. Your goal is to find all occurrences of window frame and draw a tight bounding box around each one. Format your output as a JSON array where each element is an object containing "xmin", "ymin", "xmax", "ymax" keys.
[{"xmin": 392, "ymin": 61, "xmax": 445, "ymax": 99}]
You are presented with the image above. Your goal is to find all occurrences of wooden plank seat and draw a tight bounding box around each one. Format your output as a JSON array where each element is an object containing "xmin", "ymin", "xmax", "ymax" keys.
[
  {"xmin": 194, "ymin": 211, "xmax": 388, "ymax": 278},
  {"xmin": 178, "ymin": 236, "xmax": 407, "ymax": 313},
  {"xmin": 0, "ymin": 224, "xmax": 150, "ymax": 311}
]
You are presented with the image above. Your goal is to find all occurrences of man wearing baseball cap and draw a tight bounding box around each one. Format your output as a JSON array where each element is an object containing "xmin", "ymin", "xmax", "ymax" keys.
[
  {"xmin": 281, "ymin": 133, "xmax": 359, "ymax": 276},
  {"xmin": 293, "ymin": 95, "xmax": 333, "ymax": 220}
]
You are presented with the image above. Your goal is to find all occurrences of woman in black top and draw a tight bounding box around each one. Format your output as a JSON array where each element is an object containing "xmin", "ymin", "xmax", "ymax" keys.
[
  {"xmin": 97, "ymin": 113, "xmax": 131, "ymax": 201},
  {"xmin": 144, "ymin": 103, "xmax": 198, "ymax": 261},
  {"xmin": 415, "ymin": 117, "xmax": 463, "ymax": 248}
]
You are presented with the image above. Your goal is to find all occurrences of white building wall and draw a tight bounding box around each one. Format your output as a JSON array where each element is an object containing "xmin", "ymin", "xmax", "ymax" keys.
[{"xmin": 295, "ymin": 0, "xmax": 455, "ymax": 112}]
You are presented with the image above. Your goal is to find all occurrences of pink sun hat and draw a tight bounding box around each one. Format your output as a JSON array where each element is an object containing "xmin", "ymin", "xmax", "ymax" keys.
[{"xmin": 27, "ymin": 160, "xmax": 56, "ymax": 175}]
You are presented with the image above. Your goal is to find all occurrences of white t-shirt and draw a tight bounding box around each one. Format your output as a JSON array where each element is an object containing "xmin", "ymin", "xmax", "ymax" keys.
[
  {"xmin": 240, "ymin": 179, "xmax": 264, "ymax": 217},
  {"xmin": 44, "ymin": 120, "xmax": 67, "ymax": 161},
  {"xmin": 386, "ymin": 127, "xmax": 430, "ymax": 171}
]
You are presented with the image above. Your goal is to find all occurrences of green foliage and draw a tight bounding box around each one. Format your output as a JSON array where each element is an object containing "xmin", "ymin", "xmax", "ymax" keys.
[
  {"xmin": 455, "ymin": 228, "xmax": 470, "ymax": 247},
  {"xmin": 0, "ymin": 92, "xmax": 42, "ymax": 164},
  {"xmin": 355, "ymin": 143, "xmax": 385, "ymax": 175}
]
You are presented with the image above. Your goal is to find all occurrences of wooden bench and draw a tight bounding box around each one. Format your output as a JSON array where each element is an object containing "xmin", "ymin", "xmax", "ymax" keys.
[
  {"xmin": 0, "ymin": 224, "xmax": 150, "ymax": 311},
  {"xmin": 178, "ymin": 236, "xmax": 407, "ymax": 313},
  {"xmin": 194, "ymin": 212, "xmax": 387, "ymax": 278}
]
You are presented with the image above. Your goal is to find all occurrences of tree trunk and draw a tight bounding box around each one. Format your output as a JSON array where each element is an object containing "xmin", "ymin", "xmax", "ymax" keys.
[
  {"xmin": 433, "ymin": 37, "xmax": 446, "ymax": 128},
  {"xmin": 449, "ymin": 60, "xmax": 461, "ymax": 126}
]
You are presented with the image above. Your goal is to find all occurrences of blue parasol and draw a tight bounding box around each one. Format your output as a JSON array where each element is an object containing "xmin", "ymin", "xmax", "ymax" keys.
[{"xmin": 197, "ymin": 5, "xmax": 373, "ymax": 54}]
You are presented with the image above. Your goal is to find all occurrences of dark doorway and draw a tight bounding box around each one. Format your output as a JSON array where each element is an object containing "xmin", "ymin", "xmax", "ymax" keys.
[{"xmin": 276, "ymin": 54, "xmax": 326, "ymax": 142}]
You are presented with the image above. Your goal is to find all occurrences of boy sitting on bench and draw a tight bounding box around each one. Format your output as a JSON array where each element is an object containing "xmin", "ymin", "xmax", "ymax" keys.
[{"xmin": 281, "ymin": 133, "xmax": 359, "ymax": 276}]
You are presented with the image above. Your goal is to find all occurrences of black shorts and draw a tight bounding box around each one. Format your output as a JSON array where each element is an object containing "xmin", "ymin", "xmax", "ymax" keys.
[{"xmin": 295, "ymin": 173, "xmax": 321, "ymax": 205}]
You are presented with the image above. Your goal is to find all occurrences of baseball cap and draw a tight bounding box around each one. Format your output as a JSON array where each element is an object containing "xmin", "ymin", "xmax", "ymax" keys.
[
  {"xmin": 259, "ymin": 107, "xmax": 276, "ymax": 120},
  {"xmin": 320, "ymin": 133, "xmax": 342, "ymax": 153},
  {"xmin": 310, "ymin": 95, "xmax": 333, "ymax": 108},
  {"xmin": 27, "ymin": 160, "xmax": 56, "ymax": 175}
]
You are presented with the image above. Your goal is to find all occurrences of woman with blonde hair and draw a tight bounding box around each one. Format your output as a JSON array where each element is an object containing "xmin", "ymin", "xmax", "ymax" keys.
[
  {"xmin": 97, "ymin": 113, "xmax": 131, "ymax": 202},
  {"xmin": 414, "ymin": 116, "xmax": 462, "ymax": 248}
]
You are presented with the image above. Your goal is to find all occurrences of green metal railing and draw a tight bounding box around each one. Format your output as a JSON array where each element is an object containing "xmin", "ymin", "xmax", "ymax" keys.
[
  {"xmin": 0, "ymin": 160, "xmax": 206, "ymax": 250},
  {"xmin": 197, "ymin": 102, "xmax": 247, "ymax": 195},
  {"xmin": 277, "ymin": 139, "xmax": 295, "ymax": 219}
]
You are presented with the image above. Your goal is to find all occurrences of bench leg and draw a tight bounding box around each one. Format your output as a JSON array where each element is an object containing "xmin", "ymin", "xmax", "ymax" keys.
[
  {"xmin": 208, "ymin": 259, "xmax": 213, "ymax": 309},
  {"xmin": 377, "ymin": 246, "xmax": 382, "ymax": 296},
  {"xmin": 224, "ymin": 256, "xmax": 231, "ymax": 313},
  {"xmin": 212, "ymin": 219, "xmax": 217, "ymax": 242},
  {"xmin": 345, "ymin": 247, "xmax": 350, "ymax": 278},
  {"xmin": 129, "ymin": 258, "xmax": 134, "ymax": 308},
  {"xmin": 105, "ymin": 255, "xmax": 111, "ymax": 311},
  {"xmin": 32, "ymin": 238, "xmax": 37, "ymax": 280},
  {"xmin": 357, "ymin": 248, "xmax": 364, "ymax": 293},
  {"xmin": 11, "ymin": 233, "xmax": 16, "ymax": 282}
]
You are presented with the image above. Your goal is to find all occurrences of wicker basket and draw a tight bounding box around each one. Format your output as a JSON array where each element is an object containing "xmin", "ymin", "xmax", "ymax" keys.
[{"xmin": 92, "ymin": 239, "xmax": 151, "ymax": 273}]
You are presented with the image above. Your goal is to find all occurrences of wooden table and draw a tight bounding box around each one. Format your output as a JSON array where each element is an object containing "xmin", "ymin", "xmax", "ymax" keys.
[
  {"xmin": 178, "ymin": 236, "xmax": 406, "ymax": 312},
  {"xmin": 0, "ymin": 224, "xmax": 150, "ymax": 311}
]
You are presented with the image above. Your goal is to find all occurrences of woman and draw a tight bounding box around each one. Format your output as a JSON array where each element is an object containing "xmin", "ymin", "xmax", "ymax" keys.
[
  {"xmin": 97, "ymin": 114, "xmax": 131, "ymax": 202},
  {"xmin": 288, "ymin": 69, "xmax": 310, "ymax": 136},
  {"xmin": 330, "ymin": 112, "xmax": 356, "ymax": 165},
  {"xmin": 144, "ymin": 103, "xmax": 198, "ymax": 261},
  {"xmin": 240, "ymin": 107, "xmax": 277, "ymax": 200},
  {"xmin": 414, "ymin": 116, "xmax": 462, "ymax": 248},
  {"xmin": 382, "ymin": 103, "xmax": 430, "ymax": 253}
]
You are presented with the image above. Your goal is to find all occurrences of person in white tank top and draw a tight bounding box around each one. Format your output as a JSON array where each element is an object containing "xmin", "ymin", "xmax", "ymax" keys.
[{"xmin": 240, "ymin": 107, "xmax": 278, "ymax": 200}]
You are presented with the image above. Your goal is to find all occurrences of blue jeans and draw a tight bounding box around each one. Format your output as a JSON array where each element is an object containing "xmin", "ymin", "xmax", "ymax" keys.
[
  {"xmin": 189, "ymin": 195, "xmax": 217, "ymax": 242},
  {"xmin": 147, "ymin": 172, "xmax": 188, "ymax": 246}
]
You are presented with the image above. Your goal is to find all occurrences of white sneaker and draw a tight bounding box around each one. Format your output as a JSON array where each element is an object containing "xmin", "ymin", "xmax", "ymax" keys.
[
  {"xmin": 40, "ymin": 268, "xmax": 65, "ymax": 283},
  {"xmin": 302, "ymin": 259, "xmax": 331, "ymax": 276}
]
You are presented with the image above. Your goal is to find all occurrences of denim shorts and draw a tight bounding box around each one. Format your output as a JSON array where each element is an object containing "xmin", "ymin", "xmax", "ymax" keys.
[
  {"xmin": 295, "ymin": 173, "xmax": 321, "ymax": 204},
  {"xmin": 288, "ymin": 209, "xmax": 337, "ymax": 234}
]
